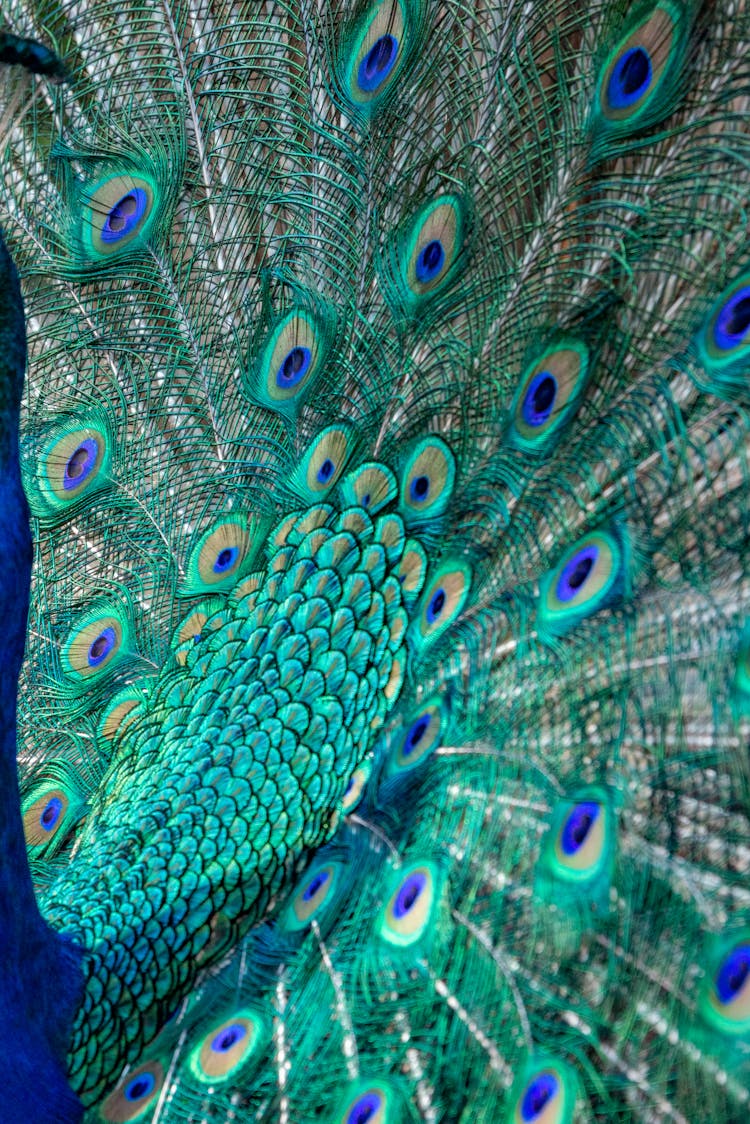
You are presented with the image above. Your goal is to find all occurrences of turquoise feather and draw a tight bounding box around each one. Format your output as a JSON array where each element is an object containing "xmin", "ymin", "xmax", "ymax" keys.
[{"xmin": 0, "ymin": 0, "xmax": 748, "ymax": 1120}]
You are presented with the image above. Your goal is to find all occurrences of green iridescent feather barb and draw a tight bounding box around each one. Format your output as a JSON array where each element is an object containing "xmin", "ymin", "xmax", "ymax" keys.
[{"xmin": 0, "ymin": 0, "xmax": 748, "ymax": 1119}]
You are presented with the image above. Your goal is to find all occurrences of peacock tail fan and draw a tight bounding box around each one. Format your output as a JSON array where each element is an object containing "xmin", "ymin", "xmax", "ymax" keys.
[{"xmin": 0, "ymin": 0, "xmax": 747, "ymax": 1120}]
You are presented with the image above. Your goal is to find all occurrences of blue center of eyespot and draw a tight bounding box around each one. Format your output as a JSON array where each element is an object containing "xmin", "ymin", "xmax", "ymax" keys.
[
  {"xmin": 124, "ymin": 1072, "xmax": 156, "ymax": 1102},
  {"xmin": 393, "ymin": 871, "xmax": 426, "ymax": 919},
  {"xmin": 211, "ymin": 1023, "xmax": 247, "ymax": 1053},
  {"xmin": 63, "ymin": 437, "xmax": 99, "ymax": 490},
  {"xmin": 404, "ymin": 715, "xmax": 429, "ymax": 757},
  {"xmin": 607, "ymin": 46, "xmax": 653, "ymax": 109},
  {"xmin": 416, "ymin": 239, "xmax": 446, "ymax": 283},
  {"xmin": 101, "ymin": 187, "xmax": 148, "ymax": 243},
  {"xmin": 556, "ymin": 544, "xmax": 599, "ymax": 603},
  {"xmin": 426, "ymin": 587, "xmax": 446, "ymax": 623},
  {"xmin": 561, "ymin": 801, "xmax": 600, "ymax": 856},
  {"xmin": 357, "ymin": 34, "xmax": 399, "ymax": 92},
  {"xmin": 409, "ymin": 474, "xmax": 430, "ymax": 503},
  {"xmin": 276, "ymin": 345, "xmax": 312, "ymax": 389},
  {"xmin": 303, "ymin": 869, "xmax": 330, "ymax": 901},
  {"xmin": 347, "ymin": 1091, "xmax": 382, "ymax": 1124},
  {"xmin": 521, "ymin": 1072, "xmax": 559, "ymax": 1121},
  {"xmin": 713, "ymin": 287, "xmax": 750, "ymax": 351},
  {"xmin": 522, "ymin": 371, "xmax": 557, "ymax": 427},
  {"xmin": 213, "ymin": 545, "xmax": 239, "ymax": 574},
  {"xmin": 317, "ymin": 457, "xmax": 335, "ymax": 484},
  {"xmin": 88, "ymin": 626, "xmax": 116, "ymax": 668},
  {"xmin": 716, "ymin": 944, "xmax": 750, "ymax": 1004},
  {"xmin": 40, "ymin": 796, "xmax": 63, "ymax": 832}
]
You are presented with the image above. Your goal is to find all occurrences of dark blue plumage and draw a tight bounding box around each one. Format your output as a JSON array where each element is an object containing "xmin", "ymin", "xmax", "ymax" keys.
[{"xmin": 0, "ymin": 228, "xmax": 83, "ymax": 1121}]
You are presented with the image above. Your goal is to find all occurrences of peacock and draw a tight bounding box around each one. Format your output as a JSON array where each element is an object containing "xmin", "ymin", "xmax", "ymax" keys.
[{"xmin": 0, "ymin": 0, "xmax": 748, "ymax": 1119}]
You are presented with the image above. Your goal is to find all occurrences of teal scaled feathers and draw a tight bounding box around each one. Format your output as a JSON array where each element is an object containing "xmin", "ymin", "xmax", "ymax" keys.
[{"xmin": 0, "ymin": 0, "xmax": 750, "ymax": 1120}]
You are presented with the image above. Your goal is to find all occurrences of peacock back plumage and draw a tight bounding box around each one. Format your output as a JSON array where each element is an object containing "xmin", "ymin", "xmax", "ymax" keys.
[{"xmin": 0, "ymin": 0, "xmax": 749, "ymax": 1120}]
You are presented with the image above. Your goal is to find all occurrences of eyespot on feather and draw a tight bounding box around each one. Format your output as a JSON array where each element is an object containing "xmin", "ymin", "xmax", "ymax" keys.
[
  {"xmin": 82, "ymin": 172, "xmax": 158, "ymax": 259},
  {"xmin": 695, "ymin": 272, "xmax": 750, "ymax": 397},
  {"xmin": 394, "ymin": 540, "xmax": 427, "ymax": 608},
  {"xmin": 282, "ymin": 860, "xmax": 344, "ymax": 931},
  {"xmin": 507, "ymin": 1056, "xmax": 577, "ymax": 1124},
  {"xmin": 342, "ymin": 761, "xmax": 372, "ymax": 811},
  {"xmin": 61, "ymin": 604, "xmax": 132, "ymax": 682},
  {"xmin": 537, "ymin": 527, "xmax": 630, "ymax": 638},
  {"xmin": 339, "ymin": 462, "xmax": 398, "ymax": 513},
  {"xmin": 412, "ymin": 559, "xmax": 471, "ymax": 647},
  {"xmin": 290, "ymin": 426, "xmax": 354, "ymax": 503},
  {"xmin": 384, "ymin": 651, "xmax": 406, "ymax": 702},
  {"xmin": 343, "ymin": 0, "xmax": 409, "ymax": 110},
  {"xmin": 0, "ymin": 33, "xmax": 67, "ymax": 80},
  {"xmin": 97, "ymin": 686, "xmax": 148, "ymax": 745},
  {"xmin": 249, "ymin": 309, "xmax": 329, "ymax": 415},
  {"xmin": 171, "ymin": 598, "xmax": 226, "ymax": 661},
  {"xmin": 508, "ymin": 340, "xmax": 590, "ymax": 451},
  {"xmin": 399, "ymin": 437, "xmax": 456, "ymax": 521},
  {"xmin": 593, "ymin": 1, "xmax": 691, "ymax": 147},
  {"xmin": 378, "ymin": 861, "xmax": 438, "ymax": 947},
  {"xmin": 187, "ymin": 1009, "xmax": 267, "ymax": 1083},
  {"xmin": 389, "ymin": 699, "xmax": 443, "ymax": 773},
  {"xmin": 22, "ymin": 771, "xmax": 85, "ymax": 857},
  {"xmin": 400, "ymin": 195, "xmax": 466, "ymax": 307},
  {"xmin": 335, "ymin": 1079, "xmax": 403, "ymax": 1124},
  {"xmin": 99, "ymin": 1060, "xmax": 164, "ymax": 1122},
  {"xmin": 24, "ymin": 416, "xmax": 112, "ymax": 518},
  {"xmin": 699, "ymin": 930, "xmax": 750, "ymax": 1036},
  {"xmin": 540, "ymin": 790, "xmax": 614, "ymax": 884},
  {"xmin": 181, "ymin": 516, "xmax": 260, "ymax": 597}
]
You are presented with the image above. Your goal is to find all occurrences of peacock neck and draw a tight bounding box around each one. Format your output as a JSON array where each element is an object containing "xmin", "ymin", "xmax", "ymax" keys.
[{"xmin": 0, "ymin": 232, "xmax": 84, "ymax": 1122}]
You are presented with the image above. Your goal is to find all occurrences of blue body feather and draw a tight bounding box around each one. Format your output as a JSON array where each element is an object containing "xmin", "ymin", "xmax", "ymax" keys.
[{"xmin": 0, "ymin": 228, "xmax": 83, "ymax": 1121}]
